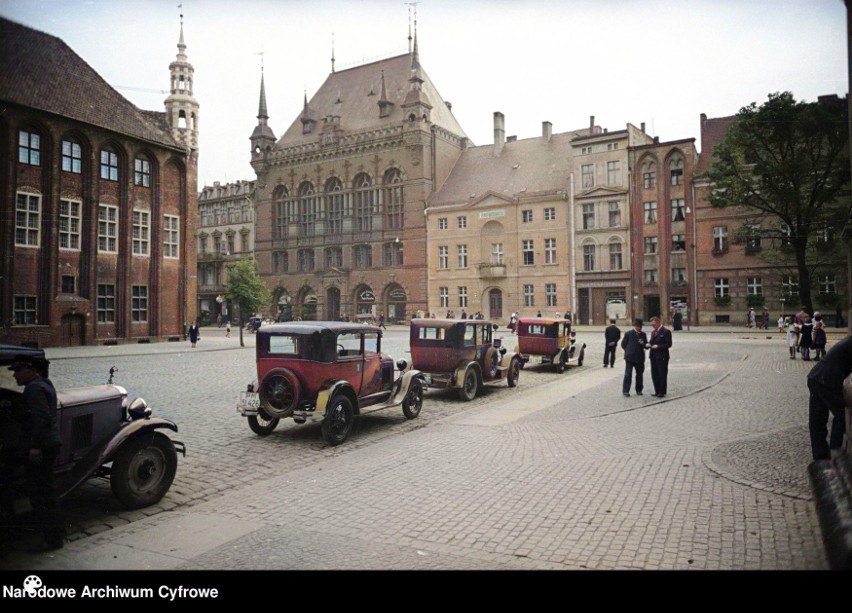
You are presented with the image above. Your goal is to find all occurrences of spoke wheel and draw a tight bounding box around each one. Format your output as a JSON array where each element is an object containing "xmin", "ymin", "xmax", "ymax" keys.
[
  {"xmin": 402, "ymin": 378, "xmax": 423, "ymax": 419},
  {"xmin": 458, "ymin": 368, "xmax": 478, "ymax": 401},
  {"xmin": 248, "ymin": 407, "xmax": 280, "ymax": 435},
  {"xmin": 260, "ymin": 369, "xmax": 300, "ymax": 418},
  {"xmin": 507, "ymin": 357, "xmax": 520, "ymax": 387},
  {"xmin": 322, "ymin": 395, "xmax": 355, "ymax": 446}
]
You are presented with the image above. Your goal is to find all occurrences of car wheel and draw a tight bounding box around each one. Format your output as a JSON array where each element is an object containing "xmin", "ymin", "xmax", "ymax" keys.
[
  {"xmin": 458, "ymin": 368, "xmax": 478, "ymax": 401},
  {"xmin": 110, "ymin": 432, "xmax": 178, "ymax": 510},
  {"xmin": 402, "ymin": 378, "xmax": 423, "ymax": 419},
  {"xmin": 507, "ymin": 357, "xmax": 520, "ymax": 387},
  {"xmin": 248, "ymin": 407, "xmax": 280, "ymax": 436},
  {"xmin": 577, "ymin": 347, "xmax": 585, "ymax": 367},
  {"xmin": 260, "ymin": 368, "xmax": 301, "ymax": 418},
  {"xmin": 322, "ymin": 395, "xmax": 355, "ymax": 446},
  {"xmin": 556, "ymin": 354, "xmax": 566, "ymax": 373}
]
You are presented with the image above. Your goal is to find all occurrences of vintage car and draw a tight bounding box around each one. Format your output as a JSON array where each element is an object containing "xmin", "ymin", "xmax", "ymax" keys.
[
  {"xmin": 236, "ymin": 322, "xmax": 424, "ymax": 446},
  {"xmin": 0, "ymin": 344, "xmax": 185, "ymax": 510},
  {"xmin": 409, "ymin": 319, "xmax": 520, "ymax": 401},
  {"xmin": 514, "ymin": 317, "xmax": 586, "ymax": 372}
]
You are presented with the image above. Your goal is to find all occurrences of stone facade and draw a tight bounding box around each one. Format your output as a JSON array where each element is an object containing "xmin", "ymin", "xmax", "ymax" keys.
[{"xmin": 0, "ymin": 17, "xmax": 198, "ymax": 347}]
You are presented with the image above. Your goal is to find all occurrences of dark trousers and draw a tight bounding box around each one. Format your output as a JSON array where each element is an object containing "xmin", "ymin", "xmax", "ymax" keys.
[
  {"xmin": 603, "ymin": 343, "xmax": 616, "ymax": 367},
  {"xmin": 623, "ymin": 360, "xmax": 644, "ymax": 394},
  {"xmin": 1, "ymin": 446, "xmax": 64, "ymax": 544},
  {"xmin": 808, "ymin": 378, "xmax": 847, "ymax": 460},
  {"xmin": 650, "ymin": 356, "xmax": 669, "ymax": 396}
]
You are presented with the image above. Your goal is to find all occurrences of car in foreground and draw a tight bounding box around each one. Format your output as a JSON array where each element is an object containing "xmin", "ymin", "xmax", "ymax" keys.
[
  {"xmin": 0, "ymin": 344, "xmax": 185, "ymax": 509},
  {"xmin": 409, "ymin": 318, "xmax": 520, "ymax": 401},
  {"xmin": 236, "ymin": 322, "xmax": 424, "ymax": 446},
  {"xmin": 514, "ymin": 317, "xmax": 585, "ymax": 372}
]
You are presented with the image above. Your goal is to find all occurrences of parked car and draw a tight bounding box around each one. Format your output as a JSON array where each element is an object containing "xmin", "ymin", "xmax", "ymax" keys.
[
  {"xmin": 606, "ymin": 299, "xmax": 627, "ymax": 322},
  {"xmin": 246, "ymin": 316, "xmax": 263, "ymax": 333},
  {"xmin": 0, "ymin": 344, "xmax": 185, "ymax": 509},
  {"xmin": 409, "ymin": 318, "xmax": 520, "ymax": 401},
  {"xmin": 514, "ymin": 317, "xmax": 585, "ymax": 372},
  {"xmin": 236, "ymin": 322, "xmax": 424, "ymax": 446}
]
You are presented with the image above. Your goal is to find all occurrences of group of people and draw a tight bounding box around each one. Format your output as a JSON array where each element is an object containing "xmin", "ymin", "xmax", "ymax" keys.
[
  {"xmin": 604, "ymin": 316, "xmax": 672, "ymax": 398},
  {"xmin": 444, "ymin": 309, "xmax": 486, "ymax": 320},
  {"xmin": 746, "ymin": 307, "xmax": 772, "ymax": 330},
  {"xmin": 783, "ymin": 307, "xmax": 828, "ymax": 361}
]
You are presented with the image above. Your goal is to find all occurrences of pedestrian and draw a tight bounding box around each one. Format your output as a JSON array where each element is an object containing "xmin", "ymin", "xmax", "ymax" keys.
[
  {"xmin": 536, "ymin": 310, "xmax": 542, "ymax": 318},
  {"xmin": 460, "ymin": 309, "xmax": 467, "ymax": 320},
  {"xmin": 762, "ymin": 307, "xmax": 770, "ymax": 330},
  {"xmin": 648, "ymin": 316, "xmax": 673, "ymax": 398},
  {"xmin": 786, "ymin": 318, "xmax": 800, "ymax": 359},
  {"xmin": 800, "ymin": 314, "xmax": 814, "ymax": 361},
  {"xmin": 509, "ymin": 312, "xmax": 518, "ymax": 334},
  {"xmin": 672, "ymin": 309, "xmax": 683, "ymax": 331},
  {"xmin": 806, "ymin": 333, "xmax": 851, "ymax": 460},
  {"xmin": 795, "ymin": 306, "xmax": 808, "ymax": 325},
  {"xmin": 812, "ymin": 315, "xmax": 827, "ymax": 361},
  {"xmin": 603, "ymin": 318, "xmax": 621, "ymax": 368},
  {"xmin": 378, "ymin": 312, "xmax": 387, "ymax": 330},
  {"xmin": 2, "ymin": 356, "xmax": 66, "ymax": 551},
  {"xmin": 188, "ymin": 320, "xmax": 200, "ymax": 348},
  {"xmin": 747, "ymin": 308, "xmax": 756, "ymax": 329},
  {"xmin": 225, "ymin": 319, "xmax": 231, "ymax": 338},
  {"xmin": 778, "ymin": 314, "xmax": 786, "ymax": 333},
  {"xmin": 620, "ymin": 318, "xmax": 648, "ymax": 397}
]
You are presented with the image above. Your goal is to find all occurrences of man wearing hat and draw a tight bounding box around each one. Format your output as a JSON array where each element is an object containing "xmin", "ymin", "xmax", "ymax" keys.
[
  {"xmin": 603, "ymin": 318, "xmax": 621, "ymax": 368},
  {"xmin": 620, "ymin": 318, "xmax": 648, "ymax": 397},
  {"xmin": 5, "ymin": 355, "xmax": 65, "ymax": 551}
]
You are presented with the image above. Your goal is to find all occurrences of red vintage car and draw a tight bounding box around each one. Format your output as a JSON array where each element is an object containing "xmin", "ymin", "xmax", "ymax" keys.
[
  {"xmin": 409, "ymin": 319, "xmax": 520, "ymax": 401},
  {"xmin": 514, "ymin": 317, "xmax": 585, "ymax": 372},
  {"xmin": 236, "ymin": 322, "xmax": 424, "ymax": 446}
]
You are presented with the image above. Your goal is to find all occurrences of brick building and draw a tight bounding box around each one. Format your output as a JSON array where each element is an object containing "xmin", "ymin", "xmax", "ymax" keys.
[
  {"xmin": 0, "ymin": 17, "xmax": 198, "ymax": 347},
  {"xmin": 196, "ymin": 180, "xmax": 256, "ymax": 324},
  {"xmin": 250, "ymin": 39, "xmax": 468, "ymax": 323}
]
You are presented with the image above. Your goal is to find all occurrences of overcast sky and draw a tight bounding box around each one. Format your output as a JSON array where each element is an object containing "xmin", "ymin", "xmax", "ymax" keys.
[{"xmin": 2, "ymin": 0, "xmax": 847, "ymax": 188}]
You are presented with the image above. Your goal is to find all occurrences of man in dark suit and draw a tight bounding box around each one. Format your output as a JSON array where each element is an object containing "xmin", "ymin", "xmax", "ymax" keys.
[
  {"xmin": 807, "ymin": 334, "xmax": 851, "ymax": 460},
  {"xmin": 620, "ymin": 318, "xmax": 647, "ymax": 396},
  {"xmin": 648, "ymin": 316, "xmax": 673, "ymax": 397},
  {"xmin": 603, "ymin": 318, "xmax": 621, "ymax": 368}
]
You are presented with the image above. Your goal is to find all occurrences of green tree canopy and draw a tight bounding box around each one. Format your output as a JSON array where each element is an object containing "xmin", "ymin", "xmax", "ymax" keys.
[
  {"xmin": 225, "ymin": 259, "xmax": 269, "ymax": 346},
  {"xmin": 708, "ymin": 91, "xmax": 850, "ymax": 312}
]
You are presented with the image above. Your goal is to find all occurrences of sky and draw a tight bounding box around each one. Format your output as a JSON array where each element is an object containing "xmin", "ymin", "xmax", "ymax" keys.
[{"xmin": 1, "ymin": 0, "xmax": 848, "ymax": 188}]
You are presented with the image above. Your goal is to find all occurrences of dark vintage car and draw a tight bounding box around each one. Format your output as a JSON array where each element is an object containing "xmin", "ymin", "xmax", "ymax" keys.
[
  {"xmin": 514, "ymin": 317, "xmax": 586, "ymax": 372},
  {"xmin": 409, "ymin": 318, "xmax": 520, "ymax": 401},
  {"xmin": 236, "ymin": 322, "xmax": 425, "ymax": 446},
  {"xmin": 0, "ymin": 344, "xmax": 185, "ymax": 509}
]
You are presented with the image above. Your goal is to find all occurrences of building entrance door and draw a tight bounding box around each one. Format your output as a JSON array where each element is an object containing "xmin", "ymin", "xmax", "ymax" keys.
[{"xmin": 488, "ymin": 289, "xmax": 502, "ymax": 320}]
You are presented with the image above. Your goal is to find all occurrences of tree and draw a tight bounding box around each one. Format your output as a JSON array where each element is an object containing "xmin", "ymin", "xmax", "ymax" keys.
[
  {"xmin": 224, "ymin": 259, "xmax": 269, "ymax": 347},
  {"xmin": 708, "ymin": 92, "xmax": 850, "ymax": 312}
]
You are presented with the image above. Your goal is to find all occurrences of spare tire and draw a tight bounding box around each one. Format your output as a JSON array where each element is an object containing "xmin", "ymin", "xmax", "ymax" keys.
[{"xmin": 259, "ymin": 368, "xmax": 301, "ymax": 418}]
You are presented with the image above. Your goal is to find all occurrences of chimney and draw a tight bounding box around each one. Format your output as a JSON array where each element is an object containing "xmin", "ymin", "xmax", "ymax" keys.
[
  {"xmin": 542, "ymin": 121, "xmax": 552, "ymax": 141},
  {"xmin": 507, "ymin": 135, "xmax": 517, "ymax": 143},
  {"xmin": 590, "ymin": 115, "xmax": 595, "ymax": 130},
  {"xmin": 494, "ymin": 111, "xmax": 505, "ymax": 156},
  {"xmin": 641, "ymin": 122, "xmax": 646, "ymax": 133}
]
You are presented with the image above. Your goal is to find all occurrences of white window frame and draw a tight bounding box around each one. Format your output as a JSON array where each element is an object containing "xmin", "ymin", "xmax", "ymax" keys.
[
  {"xmin": 457, "ymin": 215, "xmax": 467, "ymax": 229},
  {"xmin": 14, "ymin": 295, "xmax": 37, "ymax": 325},
  {"xmin": 97, "ymin": 284, "xmax": 116, "ymax": 323},
  {"xmin": 164, "ymin": 214, "xmax": 180, "ymax": 258},
  {"xmin": 715, "ymin": 278, "xmax": 729, "ymax": 298},
  {"xmin": 747, "ymin": 276, "xmax": 762, "ymax": 295},
  {"xmin": 545, "ymin": 283, "xmax": 557, "ymax": 307},
  {"xmin": 522, "ymin": 240, "xmax": 534, "ymax": 266},
  {"xmin": 544, "ymin": 238, "xmax": 556, "ymax": 264},
  {"xmin": 438, "ymin": 217, "xmax": 447, "ymax": 230},
  {"xmin": 59, "ymin": 198, "xmax": 81, "ymax": 250},
  {"xmin": 98, "ymin": 204, "xmax": 118, "ymax": 253},
  {"xmin": 439, "ymin": 287, "xmax": 449, "ymax": 308},
  {"xmin": 132, "ymin": 210, "xmax": 151, "ymax": 256},
  {"xmin": 523, "ymin": 284, "xmax": 534, "ymax": 307},
  {"xmin": 458, "ymin": 286, "xmax": 468, "ymax": 308},
  {"xmin": 438, "ymin": 245, "xmax": 449, "ymax": 269},
  {"xmin": 491, "ymin": 243, "xmax": 504, "ymax": 265},
  {"xmin": 544, "ymin": 207, "xmax": 556, "ymax": 221},
  {"xmin": 131, "ymin": 285, "xmax": 148, "ymax": 323},
  {"xmin": 15, "ymin": 192, "xmax": 41, "ymax": 247}
]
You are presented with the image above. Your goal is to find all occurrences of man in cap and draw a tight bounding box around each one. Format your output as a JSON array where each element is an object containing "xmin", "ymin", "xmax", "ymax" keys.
[{"xmin": 4, "ymin": 355, "xmax": 65, "ymax": 551}]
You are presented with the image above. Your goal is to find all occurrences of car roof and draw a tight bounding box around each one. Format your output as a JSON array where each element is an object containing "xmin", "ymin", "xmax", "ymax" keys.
[
  {"xmin": 259, "ymin": 321, "xmax": 380, "ymax": 335},
  {"xmin": 0, "ymin": 344, "xmax": 47, "ymax": 365},
  {"xmin": 411, "ymin": 318, "xmax": 494, "ymax": 328},
  {"xmin": 517, "ymin": 317, "xmax": 568, "ymax": 325}
]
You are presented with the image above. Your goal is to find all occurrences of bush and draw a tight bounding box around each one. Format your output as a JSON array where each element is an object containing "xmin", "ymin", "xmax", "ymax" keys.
[
  {"xmin": 746, "ymin": 294, "xmax": 766, "ymax": 308},
  {"xmin": 714, "ymin": 295, "xmax": 732, "ymax": 307}
]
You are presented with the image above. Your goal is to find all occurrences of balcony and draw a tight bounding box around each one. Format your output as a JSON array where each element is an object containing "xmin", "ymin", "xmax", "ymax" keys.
[{"xmin": 477, "ymin": 263, "xmax": 507, "ymax": 279}]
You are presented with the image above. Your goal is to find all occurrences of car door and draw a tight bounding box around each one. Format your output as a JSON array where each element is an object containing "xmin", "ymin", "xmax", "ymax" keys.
[
  {"xmin": 335, "ymin": 330, "xmax": 365, "ymax": 395},
  {"xmin": 358, "ymin": 331, "xmax": 384, "ymax": 397}
]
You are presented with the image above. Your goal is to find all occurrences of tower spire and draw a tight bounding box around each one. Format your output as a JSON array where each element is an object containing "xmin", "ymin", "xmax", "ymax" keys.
[
  {"xmin": 165, "ymin": 9, "xmax": 199, "ymax": 151},
  {"xmin": 331, "ymin": 32, "xmax": 335, "ymax": 73},
  {"xmin": 250, "ymin": 49, "xmax": 277, "ymax": 154}
]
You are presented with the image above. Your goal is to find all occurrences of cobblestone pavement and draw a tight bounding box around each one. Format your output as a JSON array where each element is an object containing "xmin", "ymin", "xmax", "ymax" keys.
[{"xmin": 0, "ymin": 325, "xmax": 833, "ymax": 570}]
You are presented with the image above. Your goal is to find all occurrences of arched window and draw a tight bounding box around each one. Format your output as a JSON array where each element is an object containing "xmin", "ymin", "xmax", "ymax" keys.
[
  {"xmin": 353, "ymin": 173, "xmax": 374, "ymax": 232},
  {"xmin": 134, "ymin": 154, "xmax": 151, "ymax": 187},
  {"xmin": 325, "ymin": 177, "xmax": 344, "ymax": 235},
  {"xmin": 273, "ymin": 185, "xmax": 289, "ymax": 240},
  {"xmin": 298, "ymin": 181, "xmax": 317, "ymax": 237},
  {"xmin": 383, "ymin": 168, "xmax": 404, "ymax": 230},
  {"xmin": 669, "ymin": 156, "xmax": 684, "ymax": 186},
  {"xmin": 641, "ymin": 160, "xmax": 656, "ymax": 189}
]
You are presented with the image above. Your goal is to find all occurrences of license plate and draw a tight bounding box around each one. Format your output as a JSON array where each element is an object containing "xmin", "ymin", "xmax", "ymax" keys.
[
  {"xmin": 238, "ymin": 392, "xmax": 260, "ymax": 413},
  {"xmin": 423, "ymin": 373, "xmax": 432, "ymax": 386}
]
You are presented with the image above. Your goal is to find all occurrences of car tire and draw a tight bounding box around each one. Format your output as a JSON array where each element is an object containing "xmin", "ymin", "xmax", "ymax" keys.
[
  {"xmin": 322, "ymin": 395, "xmax": 355, "ymax": 446},
  {"xmin": 110, "ymin": 432, "xmax": 178, "ymax": 510},
  {"xmin": 248, "ymin": 407, "xmax": 280, "ymax": 436},
  {"xmin": 402, "ymin": 378, "xmax": 423, "ymax": 419},
  {"xmin": 507, "ymin": 357, "xmax": 520, "ymax": 387},
  {"xmin": 458, "ymin": 368, "xmax": 478, "ymax": 401},
  {"xmin": 557, "ymin": 353, "xmax": 566, "ymax": 373},
  {"xmin": 260, "ymin": 368, "xmax": 301, "ymax": 418},
  {"xmin": 578, "ymin": 347, "xmax": 585, "ymax": 367}
]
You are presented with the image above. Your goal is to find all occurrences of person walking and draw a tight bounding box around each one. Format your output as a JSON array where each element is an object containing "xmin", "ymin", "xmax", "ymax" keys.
[
  {"xmin": 225, "ymin": 319, "xmax": 231, "ymax": 338},
  {"xmin": 188, "ymin": 320, "xmax": 200, "ymax": 348},
  {"xmin": 800, "ymin": 314, "xmax": 814, "ymax": 361},
  {"xmin": 648, "ymin": 316, "xmax": 673, "ymax": 398},
  {"xmin": 378, "ymin": 312, "xmax": 387, "ymax": 330},
  {"xmin": 762, "ymin": 307, "xmax": 770, "ymax": 330},
  {"xmin": 747, "ymin": 308, "xmax": 756, "ymax": 329},
  {"xmin": 620, "ymin": 318, "xmax": 648, "ymax": 397},
  {"xmin": 4, "ymin": 356, "xmax": 66, "ymax": 551},
  {"xmin": 778, "ymin": 314, "xmax": 786, "ymax": 333},
  {"xmin": 806, "ymin": 334, "xmax": 851, "ymax": 460},
  {"xmin": 786, "ymin": 318, "xmax": 800, "ymax": 359},
  {"xmin": 603, "ymin": 318, "xmax": 621, "ymax": 368}
]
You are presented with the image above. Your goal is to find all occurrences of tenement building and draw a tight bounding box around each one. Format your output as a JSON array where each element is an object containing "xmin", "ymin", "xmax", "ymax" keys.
[
  {"xmin": 250, "ymin": 39, "xmax": 468, "ymax": 323},
  {"xmin": 196, "ymin": 180, "xmax": 256, "ymax": 324},
  {"xmin": 0, "ymin": 17, "xmax": 199, "ymax": 347}
]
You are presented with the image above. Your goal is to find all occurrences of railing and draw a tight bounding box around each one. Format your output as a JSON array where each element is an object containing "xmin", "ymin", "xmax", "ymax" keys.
[{"xmin": 477, "ymin": 263, "xmax": 507, "ymax": 279}]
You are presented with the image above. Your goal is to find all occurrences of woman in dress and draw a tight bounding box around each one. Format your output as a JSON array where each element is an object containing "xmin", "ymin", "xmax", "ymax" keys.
[{"xmin": 799, "ymin": 314, "xmax": 814, "ymax": 361}]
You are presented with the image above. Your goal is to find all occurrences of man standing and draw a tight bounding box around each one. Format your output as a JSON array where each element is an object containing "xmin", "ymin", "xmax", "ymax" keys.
[
  {"xmin": 649, "ymin": 316, "xmax": 673, "ymax": 397},
  {"xmin": 762, "ymin": 307, "xmax": 770, "ymax": 330},
  {"xmin": 620, "ymin": 318, "xmax": 648, "ymax": 397},
  {"xmin": 603, "ymin": 318, "xmax": 621, "ymax": 368},
  {"xmin": 807, "ymin": 334, "xmax": 851, "ymax": 460},
  {"xmin": 6, "ymin": 356, "xmax": 65, "ymax": 551}
]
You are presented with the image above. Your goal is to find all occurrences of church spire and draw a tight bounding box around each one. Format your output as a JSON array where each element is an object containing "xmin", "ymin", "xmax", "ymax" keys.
[
  {"xmin": 250, "ymin": 56, "xmax": 276, "ymax": 156},
  {"xmin": 165, "ymin": 10, "xmax": 199, "ymax": 152},
  {"xmin": 377, "ymin": 70, "xmax": 393, "ymax": 118},
  {"xmin": 258, "ymin": 65, "xmax": 268, "ymax": 119}
]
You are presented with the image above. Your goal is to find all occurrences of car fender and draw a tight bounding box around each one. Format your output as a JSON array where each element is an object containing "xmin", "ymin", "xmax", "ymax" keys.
[
  {"xmin": 453, "ymin": 360, "xmax": 480, "ymax": 387},
  {"xmin": 498, "ymin": 350, "xmax": 519, "ymax": 367},
  {"xmin": 389, "ymin": 369, "xmax": 424, "ymax": 404},
  {"xmin": 316, "ymin": 380, "xmax": 359, "ymax": 416}
]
